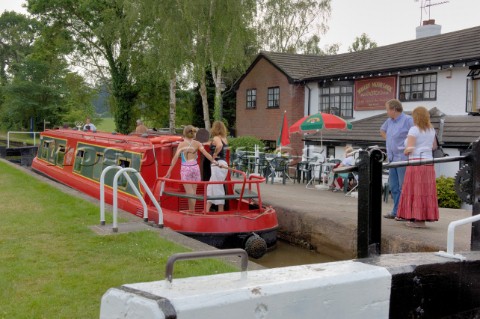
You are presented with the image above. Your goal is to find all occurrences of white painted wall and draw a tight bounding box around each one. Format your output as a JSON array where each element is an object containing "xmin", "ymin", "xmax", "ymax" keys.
[
  {"xmin": 303, "ymin": 68, "xmax": 471, "ymax": 121},
  {"xmin": 100, "ymin": 261, "xmax": 392, "ymax": 319},
  {"xmin": 301, "ymin": 68, "xmax": 471, "ymax": 178}
]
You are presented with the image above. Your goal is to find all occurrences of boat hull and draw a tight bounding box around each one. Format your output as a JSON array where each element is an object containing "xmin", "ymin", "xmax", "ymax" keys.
[{"xmin": 30, "ymin": 129, "xmax": 278, "ymax": 257}]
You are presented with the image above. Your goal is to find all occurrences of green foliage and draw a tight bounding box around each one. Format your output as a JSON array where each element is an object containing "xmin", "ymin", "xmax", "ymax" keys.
[
  {"xmin": 256, "ymin": 0, "xmax": 332, "ymax": 54},
  {"xmin": 436, "ymin": 176, "xmax": 462, "ymax": 209},
  {"xmin": 348, "ymin": 33, "xmax": 378, "ymax": 53},
  {"xmin": 228, "ymin": 136, "xmax": 265, "ymax": 153}
]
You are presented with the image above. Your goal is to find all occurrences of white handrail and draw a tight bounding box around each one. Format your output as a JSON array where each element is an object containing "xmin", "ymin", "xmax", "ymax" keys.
[
  {"xmin": 100, "ymin": 165, "xmax": 122, "ymax": 225},
  {"xmin": 99, "ymin": 166, "xmax": 163, "ymax": 232},
  {"xmin": 436, "ymin": 214, "xmax": 480, "ymax": 261},
  {"xmin": 7, "ymin": 131, "xmax": 41, "ymax": 148},
  {"xmin": 111, "ymin": 167, "xmax": 163, "ymax": 232}
]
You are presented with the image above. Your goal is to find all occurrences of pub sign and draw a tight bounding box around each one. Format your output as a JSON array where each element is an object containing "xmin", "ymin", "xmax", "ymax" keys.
[{"xmin": 354, "ymin": 76, "xmax": 397, "ymax": 110}]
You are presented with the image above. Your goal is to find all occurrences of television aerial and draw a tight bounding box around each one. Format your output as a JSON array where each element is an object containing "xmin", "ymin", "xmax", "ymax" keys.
[{"xmin": 414, "ymin": 0, "xmax": 449, "ymax": 25}]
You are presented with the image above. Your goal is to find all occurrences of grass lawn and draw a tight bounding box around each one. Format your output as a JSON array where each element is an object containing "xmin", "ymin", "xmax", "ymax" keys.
[
  {"xmin": 95, "ymin": 117, "xmax": 116, "ymax": 132},
  {"xmin": 0, "ymin": 161, "xmax": 235, "ymax": 318}
]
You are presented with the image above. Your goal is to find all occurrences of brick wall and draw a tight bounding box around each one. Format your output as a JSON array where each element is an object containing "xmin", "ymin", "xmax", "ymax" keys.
[{"xmin": 236, "ymin": 58, "xmax": 305, "ymax": 157}]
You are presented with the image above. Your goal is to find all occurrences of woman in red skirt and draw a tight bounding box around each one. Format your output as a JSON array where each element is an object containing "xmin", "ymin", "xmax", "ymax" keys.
[{"xmin": 397, "ymin": 106, "xmax": 439, "ymax": 228}]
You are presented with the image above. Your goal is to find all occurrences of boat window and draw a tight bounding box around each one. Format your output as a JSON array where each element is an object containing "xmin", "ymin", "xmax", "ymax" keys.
[
  {"xmin": 93, "ymin": 152, "xmax": 104, "ymax": 180},
  {"xmin": 117, "ymin": 158, "xmax": 131, "ymax": 188},
  {"xmin": 56, "ymin": 144, "xmax": 66, "ymax": 167},
  {"xmin": 73, "ymin": 149, "xmax": 85, "ymax": 172},
  {"xmin": 118, "ymin": 158, "xmax": 131, "ymax": 168},
  {"xmin": 48, "ymin": 142, "xmax": 56, "ymax": 164},
  {"xmin": 41, "ymin": 140, "xmax": 51, "ymax": 159}
]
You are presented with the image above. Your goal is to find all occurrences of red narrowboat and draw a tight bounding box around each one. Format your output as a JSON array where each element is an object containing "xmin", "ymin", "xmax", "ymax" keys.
[{"xmin": 31, "ymin": 129, "xmax": 278, "ymax": 258}]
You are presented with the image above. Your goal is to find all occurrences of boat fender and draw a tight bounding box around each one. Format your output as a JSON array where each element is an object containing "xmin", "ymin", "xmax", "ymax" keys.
[
  {"xmin": 150, "ymin": 136, "xmax": 183, "ymax": 144},
  {"xmin": 244, "ymin": 233, "xmax": 267, "ymax": 259}
]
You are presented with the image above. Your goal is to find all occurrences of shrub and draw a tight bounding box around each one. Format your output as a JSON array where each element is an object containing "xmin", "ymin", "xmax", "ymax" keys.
[
  {"xmin": 228, "ymin": 136, "xmax": 265, "ymax": 153},
  {"xmin": 436, "ymin": 175, "xmax": 462, "ymax": 209}
]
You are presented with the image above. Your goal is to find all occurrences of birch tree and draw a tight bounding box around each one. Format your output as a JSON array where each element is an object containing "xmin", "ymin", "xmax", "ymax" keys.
[{"xmin": 256, "ymin": 0, "xmax": 332, "ymax": 54}]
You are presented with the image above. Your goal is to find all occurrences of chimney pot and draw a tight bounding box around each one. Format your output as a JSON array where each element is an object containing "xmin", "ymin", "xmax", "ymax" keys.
[{"xmin": 423, "ymin": 19, "xmax": 435, "ymax": 25}]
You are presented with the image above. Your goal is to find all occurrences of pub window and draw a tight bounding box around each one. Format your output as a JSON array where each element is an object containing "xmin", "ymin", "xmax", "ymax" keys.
[
  {"xmin": 246, "ymin": 89, "xmax": 256, "ymax": 109},
  {"xmin": 399, "ymin": 73, "xmax": 437, "ymax": 101},
  {"xmin": 267, "ymin": 87, "xmax": 280, "ymax": 108},
  {"xmin": 466, "ymin": 77, "xmax": 480, "ymax": 114},
  {"xmin": 318, "ymin": 81, "xmax": 354, "ymax": 118}
]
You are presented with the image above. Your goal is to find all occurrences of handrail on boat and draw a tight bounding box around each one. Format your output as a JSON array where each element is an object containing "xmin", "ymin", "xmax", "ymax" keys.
[
  {"xmin": 158, "ymin": 166, "xmax": 265, "ymax": 211},
  {"xmin": 44, "ymin": 128, "xmax": 181, "ymax": 148}
]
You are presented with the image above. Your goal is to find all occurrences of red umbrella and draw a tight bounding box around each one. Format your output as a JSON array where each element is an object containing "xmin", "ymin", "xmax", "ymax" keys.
[
  {"xmin": 277, "ymin": 111, "xmax": 290, "ymax": 147},
  {"xmin": 289, "ymin": 112, "xmax": 353, "ymax": 134}
]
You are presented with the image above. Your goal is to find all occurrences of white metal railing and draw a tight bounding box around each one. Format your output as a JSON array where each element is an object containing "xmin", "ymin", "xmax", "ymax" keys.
[
  {"xmin": 7, "ymin": 131, "xmax": 41, "ymax": 148},
  {"xmin": 435, "ymin": 214, "xmax": 480, "ymax": 261},
  {"xmin": 99, "ymin": 166, "xmax": 163, "ymax": 232}
]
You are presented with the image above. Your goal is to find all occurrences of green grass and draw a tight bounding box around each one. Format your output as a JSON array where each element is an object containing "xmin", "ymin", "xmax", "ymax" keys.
[
  {"xmin": 96, "ymin": 117, "xmax": 116, "ymax": 132},
  {"xmin": 0, "ymin": 161, "xmax": 235, "ymax": 318}
]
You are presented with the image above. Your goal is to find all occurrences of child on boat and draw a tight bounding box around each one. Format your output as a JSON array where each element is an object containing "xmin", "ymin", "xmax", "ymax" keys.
[{"xmin": 165, "ymin": 125, "xmax": 218, "ymax": 211}]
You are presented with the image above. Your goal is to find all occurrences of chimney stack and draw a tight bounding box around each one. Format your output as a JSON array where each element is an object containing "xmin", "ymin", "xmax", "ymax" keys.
[{"xmin": 416, "ymin": 19, "xmax": 441, "ymax": 39}]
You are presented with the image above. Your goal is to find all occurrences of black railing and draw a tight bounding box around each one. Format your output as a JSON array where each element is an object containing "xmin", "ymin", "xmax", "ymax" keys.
[{"xmin": 335, "ymin": 139, "xmax": 480, "ymax": 258}]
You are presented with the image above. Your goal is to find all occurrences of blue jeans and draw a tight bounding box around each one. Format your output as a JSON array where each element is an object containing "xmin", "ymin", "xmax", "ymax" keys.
[{"xmin": 388, "ymin": 166, "xmax": 406, "ymax": 217}]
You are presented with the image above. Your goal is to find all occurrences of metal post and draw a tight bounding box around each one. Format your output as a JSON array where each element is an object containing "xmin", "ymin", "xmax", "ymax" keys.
[
  {"xmin": 471, "ymin": 138, "xmax": 480, "ymax": 250},
  {"xmin": 369, "ymin": 149, "xmax": 384, "ymax": 256},
  {"xmin": 357, "ymin": 151, "xmax": 370, "ymax": 258},
  {"xmin": 357, "ymin": 149, "xmax": 383, "ymax": 258}
]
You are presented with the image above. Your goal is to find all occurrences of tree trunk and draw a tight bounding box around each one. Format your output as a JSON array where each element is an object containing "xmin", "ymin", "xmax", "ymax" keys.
[
  {"xmin": 169, "ymin": 73, "xmax": 176, "ymax": 134},
  {"xmin": 199, "ymin": 74, "xmax": 211, "ymax": 131}
]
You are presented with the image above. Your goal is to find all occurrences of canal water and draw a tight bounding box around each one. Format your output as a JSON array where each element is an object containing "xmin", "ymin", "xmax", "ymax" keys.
[{"xmin": 251, "ymin": 240, "xmax": 337, "ymax": 268}]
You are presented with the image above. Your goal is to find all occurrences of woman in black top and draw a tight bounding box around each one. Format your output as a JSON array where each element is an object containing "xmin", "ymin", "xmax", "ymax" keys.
[{"xmin": 206, "ymin": 121, "xmax": 229, "ymax": 212}]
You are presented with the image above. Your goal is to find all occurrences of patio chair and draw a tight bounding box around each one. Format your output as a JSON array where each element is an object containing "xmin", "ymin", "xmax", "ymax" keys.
[
  {"xmin": 253, "ymin": 153, "xmax": 270, "ymax": 177},
  {"xmin": 268, "ymin": 156, "xmax": 289, "ymax": 184}
]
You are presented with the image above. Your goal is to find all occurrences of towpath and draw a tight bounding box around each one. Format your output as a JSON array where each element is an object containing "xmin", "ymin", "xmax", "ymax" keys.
[{"xmin": 258, "ymin": 179, "xmax": 472, "ymax": 260}]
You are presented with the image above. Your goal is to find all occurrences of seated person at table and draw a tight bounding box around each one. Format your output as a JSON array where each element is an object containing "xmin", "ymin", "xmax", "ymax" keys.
[{"xmin": 332, "ymin": 146, "xmax": 354, "ymax": 192}]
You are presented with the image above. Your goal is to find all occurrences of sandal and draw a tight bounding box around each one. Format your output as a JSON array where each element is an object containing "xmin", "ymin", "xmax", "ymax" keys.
[
  {"xmin": 394, "ymin": 217, "xmax": 406, "ymax": 221},
  {"xmin": 405, "ymin": 221, "xmax": 426, "ymax": 228}
]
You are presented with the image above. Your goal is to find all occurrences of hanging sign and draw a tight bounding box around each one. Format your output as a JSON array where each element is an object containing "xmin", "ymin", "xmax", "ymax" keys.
[{"xmin": 354, "ymin": 76, "xmax": 397, "ymax": 110}]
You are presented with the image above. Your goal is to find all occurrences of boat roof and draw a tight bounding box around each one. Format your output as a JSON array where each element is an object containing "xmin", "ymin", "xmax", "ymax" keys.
[{"xmin": 41, "ymin": 129, "xmax": 184, "ymax": 150}]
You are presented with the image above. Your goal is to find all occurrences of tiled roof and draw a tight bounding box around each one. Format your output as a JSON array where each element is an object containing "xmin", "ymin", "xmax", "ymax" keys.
[
  {"xmin": 305, "ymin": 110, "xmax": 480, "ymax": 148},
  {"xmin": 261, "ymin": 25, "xmax": 480, "ymax": 82}
]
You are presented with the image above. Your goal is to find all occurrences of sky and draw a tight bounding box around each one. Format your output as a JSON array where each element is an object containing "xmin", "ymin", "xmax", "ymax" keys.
[
  {"xmin": 1, "ymin": 0, "xmax": 480, "ymax": 53},
  {"xmin": 321, "ymin": 0, "xmax": 480, "ymax": 53}
]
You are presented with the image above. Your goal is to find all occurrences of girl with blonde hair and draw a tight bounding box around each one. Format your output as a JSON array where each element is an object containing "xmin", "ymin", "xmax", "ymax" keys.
[{"xmin": 165, "ymin": 125, "xmax": 218, "ymax": 211}]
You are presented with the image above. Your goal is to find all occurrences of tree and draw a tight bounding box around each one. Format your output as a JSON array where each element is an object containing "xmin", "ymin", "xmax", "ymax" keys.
[
  {"xmin": 0, "ymin": 11, "xmax": 41, "ymax": 85},
  {"xmin": 1, "ymin": 56, "xmax": 67, "ymax": 130},
  {"xmin": 256, "ymin": 0, "xmax": 332, "ymax": 54},
  {"xmin": 175, "ymin": 0, "xmax": 257, "ymax": 129},
  {"xmin": 0, "ymin": 11, "xmax": 41, "ymax": 113},
  {"xmin": 348, "ymin": 33, "xmax": 377, "ymax": 53},
  {"xmin": 28, "ymin": 0, "xmax": 150, "ymax": 134}
]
